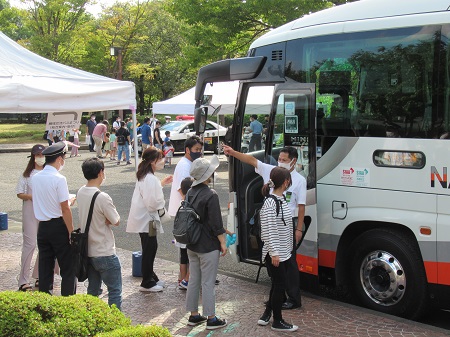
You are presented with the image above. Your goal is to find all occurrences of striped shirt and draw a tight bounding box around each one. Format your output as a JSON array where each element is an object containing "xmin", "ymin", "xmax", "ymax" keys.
[{"xmin": 260, "ymin": 194, "xmax": 293, "ymax": 262}]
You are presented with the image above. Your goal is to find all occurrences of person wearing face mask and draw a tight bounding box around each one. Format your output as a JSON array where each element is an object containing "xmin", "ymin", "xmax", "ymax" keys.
[
  {"xmin": 16, "ymin": 144, "xmax": 46, "ymax": 291},
  {"xmin": 222, "ymin": 144, "xmax": 306, "ymax": 310},
  {"xmin": 168, "ymin": 136, "xmax": 203, "ymax": 218},
  {"xmin": 31, "ymin": 142, "xmax": 76, "ymax": 296},
  {"xmin": 258, "ymin": 167, "xmax": 298, "ymax": 332},
  {"xmin": 126, "ymin": 147, "xmax": 173, "ymax": 292},
  {"xmin": 76, "ymin": 158, "xmax": 122, "ymax": 310}
]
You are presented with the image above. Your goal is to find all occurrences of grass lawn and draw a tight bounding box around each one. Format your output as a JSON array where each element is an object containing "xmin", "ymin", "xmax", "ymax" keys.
[{"xmin": 0, "ymin": 124, "xmax": 87, "ymax": 144}]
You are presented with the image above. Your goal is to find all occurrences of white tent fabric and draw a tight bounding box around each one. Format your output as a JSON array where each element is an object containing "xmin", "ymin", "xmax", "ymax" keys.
[
  {"xmin": 152, "ymin": 81, "xmax": 273, "ymax": 115},
  {"xmin": 0, "ymin": 32, "xmax": 136, "ymax": 113}
]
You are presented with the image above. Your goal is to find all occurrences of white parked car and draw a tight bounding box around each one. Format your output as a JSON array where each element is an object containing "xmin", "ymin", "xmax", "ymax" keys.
[{"xmin": 137, "ymin": 120, "xmax": 227, "ymax": 154}]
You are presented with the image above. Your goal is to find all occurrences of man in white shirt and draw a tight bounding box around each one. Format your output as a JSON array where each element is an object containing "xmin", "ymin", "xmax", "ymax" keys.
[
  {"xmin": 223, "ymin": 144, "xmax": 306, "ymax": 309},
  {"xmin": 168, "ymin": 136, "xmax": 204, "ymax": 217},
  {"xmin": 77, "ymin": 158, "xmax": 122, "ymax": 310},
  {"xmin": 168, "ymin": 136, "xmax": 204, "ymax": 288},
  {"xmin": 32, "ymin": 142, "xmax": 76, "ymax": 296},
  {"xmin": 112, "ymin": 116, "xmax": 121, "ymax": 131}
]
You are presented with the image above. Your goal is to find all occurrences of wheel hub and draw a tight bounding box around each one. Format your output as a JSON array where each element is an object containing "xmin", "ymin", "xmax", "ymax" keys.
[{"xmin": 359, "ymin": 250, "xmax": 406, "ymax": 306}]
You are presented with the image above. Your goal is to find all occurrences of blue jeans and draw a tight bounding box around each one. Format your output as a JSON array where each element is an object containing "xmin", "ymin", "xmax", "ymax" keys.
[
  {"xmin": 87, "ymin": 255, "xmax": 122, "ymax": 310},
  {"xmin": 117, "ymin": 143, "xmax": 130, "ymax": 162}
]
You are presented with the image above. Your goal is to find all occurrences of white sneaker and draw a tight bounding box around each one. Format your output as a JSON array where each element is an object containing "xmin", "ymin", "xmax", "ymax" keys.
[
  {"xmin": 156, "ymin": 280, "xmax": 165, "ymax": 287},
  {"xmin": 139, "ymin": 285, "xmax": 163, "ymax": 293}
]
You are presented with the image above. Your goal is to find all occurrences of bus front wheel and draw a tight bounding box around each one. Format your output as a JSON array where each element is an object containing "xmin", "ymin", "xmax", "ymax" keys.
[{"xmin": 348, "ymin": 228, "xmax": 428, "ymax": 319}]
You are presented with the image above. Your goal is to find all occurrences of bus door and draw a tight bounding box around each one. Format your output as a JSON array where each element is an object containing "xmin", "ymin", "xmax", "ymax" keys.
[{"xmin": 233, "ymin": 82, "xmax": 319, "ymax": 288}]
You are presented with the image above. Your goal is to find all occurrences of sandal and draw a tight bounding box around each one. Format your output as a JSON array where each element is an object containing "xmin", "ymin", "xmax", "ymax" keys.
[{"xmin": 19, "ymin": 284, "xmax": 33, "ymax": 292}]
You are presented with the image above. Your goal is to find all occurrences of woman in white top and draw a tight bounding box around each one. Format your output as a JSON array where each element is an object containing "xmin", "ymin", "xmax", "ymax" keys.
[
  {"xmin": 126, "ymin": 147, "xmax": 173, "ymax": 292},
  {"xmin": 258, "ymin": 167, "xmax": 298, "ymax": 332},
  {"xmin": 16, "ymin": 144, "xmax": 46, "ymax": 291}
]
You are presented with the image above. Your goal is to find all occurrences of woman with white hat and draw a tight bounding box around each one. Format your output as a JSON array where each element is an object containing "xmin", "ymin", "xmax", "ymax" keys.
[{"xmin": 185, "ymin": 155, "xmax": 228, "ymax": 330}]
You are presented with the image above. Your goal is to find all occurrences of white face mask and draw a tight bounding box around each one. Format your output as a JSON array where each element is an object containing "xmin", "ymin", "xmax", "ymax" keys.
[
  {"xmin": 35, "ymin": 157, "xmax": 45, "ymax": 166},
  {"xmin": 58, "ymin": 157, "xmax": 65, "ymax": 172},
  {"xmin": 155, "ymin": 159, "xmax": 165, "ymax": 171},
  {"xmin": 278, "ymin": 158, "xmax": 294, "ymax": 171}
]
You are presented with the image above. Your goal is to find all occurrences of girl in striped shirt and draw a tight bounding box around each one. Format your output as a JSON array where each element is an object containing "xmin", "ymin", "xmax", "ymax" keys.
[{"xmin": 258, "ymin": 167, "xmax": 298, "ymax": 332}]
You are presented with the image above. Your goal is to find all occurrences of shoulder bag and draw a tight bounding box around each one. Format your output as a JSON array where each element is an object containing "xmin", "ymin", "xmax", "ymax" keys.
[{"xmin": 71, "ymin": 191, "xmax": 100, "ymax": 282}]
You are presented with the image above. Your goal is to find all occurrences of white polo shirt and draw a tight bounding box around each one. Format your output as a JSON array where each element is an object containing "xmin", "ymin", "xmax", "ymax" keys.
[
  {"xmin": 168, "ymin": 157, "xmax": 193, "ymax": 216},
  {"xmin": 255, "ymin": 160, "xmax": 306, "ymax": 216},
  {"xmin": 31, "ymin": 165, "xmax": 70, "ymax": 221}
]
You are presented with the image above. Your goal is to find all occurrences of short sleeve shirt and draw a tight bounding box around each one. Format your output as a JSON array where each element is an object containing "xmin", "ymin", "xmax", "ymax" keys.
[
  {"xmin": 168, "ymin": 157, "xmax": 192, "ymax": 216},
  {"xmin": 140, "ymin": 124, "xmax": 151, "ymax": 145},
  {"xmin": 250, "ymin": 120, "xmax": 263, "ymax": 135},
  {"xmin": 255, "ymin": 160, "xmax": 306, "ymax": 216},
  {"xmin": 77, "ymin": 186, "xmax": 120, "ymax": 257},
  {"xmin": 31, "ymin": 165, "xmax": 70, "ymax": 221}
]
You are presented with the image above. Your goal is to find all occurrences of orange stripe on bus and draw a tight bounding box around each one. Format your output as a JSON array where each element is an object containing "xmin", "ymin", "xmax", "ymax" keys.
[
  {"xmin": 318, "ymin": 249, "xmax": 336, "ymax": 268},
  {"xmin": 296, "ymin": 254, "xmax": 318, "ymax": 276}
]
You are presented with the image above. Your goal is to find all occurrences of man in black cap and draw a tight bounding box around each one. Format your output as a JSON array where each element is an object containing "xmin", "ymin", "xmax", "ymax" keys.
[{"xmin": 31, "ymin": 142, "xmax": 76, "ymax": 296}]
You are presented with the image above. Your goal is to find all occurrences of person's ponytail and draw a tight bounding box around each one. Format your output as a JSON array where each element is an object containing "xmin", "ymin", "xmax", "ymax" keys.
[{"xmin": 261, "ymin": 179, "xmax": 275, "ymax": 197}]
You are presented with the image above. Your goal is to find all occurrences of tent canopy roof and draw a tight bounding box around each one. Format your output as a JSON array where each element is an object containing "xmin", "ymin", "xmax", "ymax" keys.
[
  {"xmin": 0, "ymin": 32, "xmax": 136, "ymax": 113},
  {"xmin": 152, "ymin": 81, "xmax": 273, "ymax": 115}
]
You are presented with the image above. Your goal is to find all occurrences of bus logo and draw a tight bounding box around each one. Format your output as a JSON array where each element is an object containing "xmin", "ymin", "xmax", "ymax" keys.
[{"xmin": 431, "ymin": 166, "xmax": 447, "ymax": 188}]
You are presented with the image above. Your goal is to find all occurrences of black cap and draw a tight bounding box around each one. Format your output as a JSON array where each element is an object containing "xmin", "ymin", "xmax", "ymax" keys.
[
  {"xmin": 27, "ymin": 144, "xmax": 45, "ymax": 158},
  {"xmin": 42, "ymin": 142, "xmax": 67, "ymax": 157}
]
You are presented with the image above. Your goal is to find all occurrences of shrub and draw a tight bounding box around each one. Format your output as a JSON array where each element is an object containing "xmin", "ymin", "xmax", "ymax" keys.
[
  {"xmin": 95, "ymin": 325, "xmax": 172, "ymax": 337},
  {"xmin": 0, "ymin": 291, "xmax": 131, "ymax": 337}
]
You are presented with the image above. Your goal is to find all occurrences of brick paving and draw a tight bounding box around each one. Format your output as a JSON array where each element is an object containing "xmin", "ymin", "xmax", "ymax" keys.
[{"xmin": 1, "ymin": 231, "xmax": 448, "ymax": 336}]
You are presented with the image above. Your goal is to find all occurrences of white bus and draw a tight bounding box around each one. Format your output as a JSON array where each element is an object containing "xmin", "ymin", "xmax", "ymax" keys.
[{"xmin": 193, "ymin": 0, "xmax": 450, "ymax": 319}]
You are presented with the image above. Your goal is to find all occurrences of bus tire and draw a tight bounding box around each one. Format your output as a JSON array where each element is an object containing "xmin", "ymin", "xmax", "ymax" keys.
[{"xmin": 348, "ymin": 228, "xmax": 428, "ymax": 319}]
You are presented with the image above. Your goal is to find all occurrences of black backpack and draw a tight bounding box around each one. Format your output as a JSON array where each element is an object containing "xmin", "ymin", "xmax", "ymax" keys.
[
  {"xmin": 173, "ymin": 190, "xmax": 202, "ymax": 245},
  {"xmin": 116, "ymin": 129, "xmax": 126, "ymax": 145},
  {"xmin": 249, "ymin": 194, "xmax": 284, "ymax": 243}
]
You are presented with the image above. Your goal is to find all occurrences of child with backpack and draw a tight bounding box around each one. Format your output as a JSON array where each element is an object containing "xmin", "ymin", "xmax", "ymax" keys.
[
  {"xmin": 104, "ymin": 132, "xmax": 112, "ymax": 159},
  {"xmin": 257, "ymin": 166, "xmax": 298, "ymax": 332},
  {"xmin": 175, "ymin": 177, "xmax": 194, "ymax": 290}
]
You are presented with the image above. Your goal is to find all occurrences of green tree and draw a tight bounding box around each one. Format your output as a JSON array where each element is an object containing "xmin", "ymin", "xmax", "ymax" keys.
[
  {"xmin": 22, "ymin": 0, "xmax": 94, "ymax": 66},
  {"xmin": 0, "ymin": 0, "xmax": 31, "ymax": 40},
  {"xmin": 169, "ymin": 0, "xmax": 339, "ymax": 68}
]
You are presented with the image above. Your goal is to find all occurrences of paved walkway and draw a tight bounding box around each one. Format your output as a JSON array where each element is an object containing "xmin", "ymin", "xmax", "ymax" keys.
[{"xmin": 1, "ymin": 230, "xmax": 448, "ymax": 337}]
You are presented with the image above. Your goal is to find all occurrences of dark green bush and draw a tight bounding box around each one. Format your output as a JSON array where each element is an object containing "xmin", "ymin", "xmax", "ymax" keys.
[
  {"xmin": 95, "ymin": 325, "xmax": 172, "ymax": 337},
  {"xmin": 0, "ymin": 291, "xmax": 131, "ymax": 337}
]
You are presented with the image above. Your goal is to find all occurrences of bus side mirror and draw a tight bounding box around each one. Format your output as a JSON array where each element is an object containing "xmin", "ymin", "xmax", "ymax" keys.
[{"xmin": 194, "ymin": 106, "xmax": 208, "ymax": 134}]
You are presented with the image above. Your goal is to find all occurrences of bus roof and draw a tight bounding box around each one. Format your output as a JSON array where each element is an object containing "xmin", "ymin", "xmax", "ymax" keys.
[{"xmin": 250, "ymin": 0, "xmax": 450, "ymax": 49}]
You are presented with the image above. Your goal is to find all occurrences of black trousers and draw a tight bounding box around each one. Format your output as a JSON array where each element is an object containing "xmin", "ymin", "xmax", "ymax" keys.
[
  {"xmin": 285, "ymin": 223, "xmax": 302, "ymax": 305},
  {"xmin": 139, "ymin": 233, "xmax": 159, "ymax": 288},
  {"xmin": 37, "ymin": 218, "xmax": 76, "ymax": 296},
  {"xmin": 249, "ymin": 134, "xmax": 262, "ymax": 152},
  {"xmin": 265, "ymin": 255, "xmax": 289, "ymax": 321}
]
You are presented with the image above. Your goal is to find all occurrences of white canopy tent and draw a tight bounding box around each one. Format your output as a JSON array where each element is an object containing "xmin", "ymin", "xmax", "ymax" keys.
[
  {"xmin": 152, "ymin": 81, "xmax": 273, "ymax": 115},
  {"xmin": 0, "ymin": 32, "xmax": 136, "ymax": 113},
  {"xmin": 0, "ymin": 31, "xmax": 139, "ymax": 168}
]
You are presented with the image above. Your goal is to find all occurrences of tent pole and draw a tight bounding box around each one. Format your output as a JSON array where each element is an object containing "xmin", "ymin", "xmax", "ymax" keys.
[{"xmin": 132, "ymin": 107, "xmax": 138, "ymax": 172}]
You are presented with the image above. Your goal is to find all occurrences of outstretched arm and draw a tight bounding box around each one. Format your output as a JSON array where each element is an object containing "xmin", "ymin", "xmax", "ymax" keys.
[{"xmin": 222, "ymin": 144, "xmax": 258, "ymax": 168}]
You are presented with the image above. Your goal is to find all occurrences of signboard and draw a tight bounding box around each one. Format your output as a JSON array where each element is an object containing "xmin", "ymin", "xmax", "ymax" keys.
[
  {"xmin": 46, "ymin": 111, "xmax": 81, "ymax": 131},
  {"xmin": 285, "ymin": 115, "xmax": 298, "ymax": 134}
]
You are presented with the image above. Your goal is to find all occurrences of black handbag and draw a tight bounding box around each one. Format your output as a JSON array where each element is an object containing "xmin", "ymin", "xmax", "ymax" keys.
[
  {"xmin": 68, "ymin": 136, "xmax": 75, "ymax": 142},
  {"xmin": 71, "ymin": 191, "xmax": 100, "ymax": 282}
]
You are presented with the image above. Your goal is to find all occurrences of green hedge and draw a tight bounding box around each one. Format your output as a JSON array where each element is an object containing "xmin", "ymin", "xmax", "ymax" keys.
[
  {"xmin": 96, "ymin": 325, "xmax": 171, "ymax": 337},
  {"xmin": 0, "ymin": 292, "xmax": 131, "ymax": 337}
]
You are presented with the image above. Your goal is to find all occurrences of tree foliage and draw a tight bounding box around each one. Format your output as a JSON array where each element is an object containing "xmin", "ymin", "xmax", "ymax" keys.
[{"xmin": 1, "ymin": 0, "xmax": 360, "ymax": 112}]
